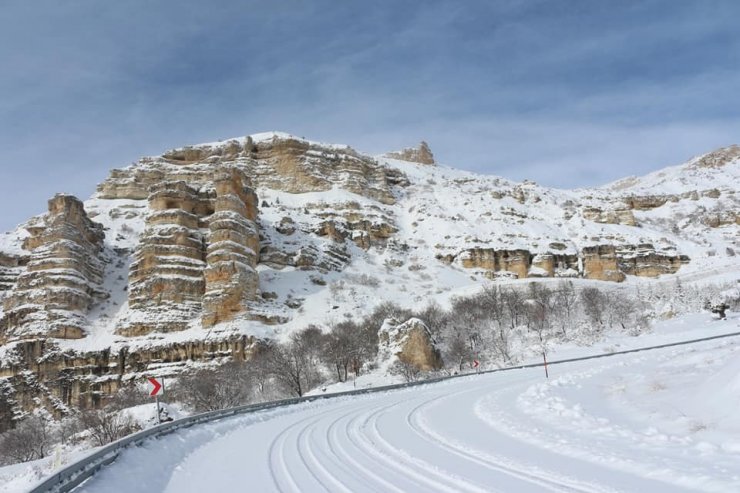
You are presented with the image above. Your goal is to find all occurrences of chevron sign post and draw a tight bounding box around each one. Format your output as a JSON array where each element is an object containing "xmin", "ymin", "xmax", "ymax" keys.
[{"xmin": 147, "ymin": 377, "xmax": 164, "ymax": 424}]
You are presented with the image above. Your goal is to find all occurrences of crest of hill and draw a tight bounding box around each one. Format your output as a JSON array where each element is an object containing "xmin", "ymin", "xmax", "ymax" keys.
[{"xmin": 603, "ymin": 144, "xmax": 740, "ymax": 195}]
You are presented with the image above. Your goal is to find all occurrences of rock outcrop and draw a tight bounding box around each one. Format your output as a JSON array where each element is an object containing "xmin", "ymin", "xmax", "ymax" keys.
[
  {"xmin": 1, "ymin": 195, "xmax": 105, "ymax": 340},
  {"xmin": 121, "ymin": 181, "xmax": 209, "ymax": 335},
  {"xmin": 582, "ymin": 245, "xmax": 625, "ymax": 282},
  {"xmin": 97, "ymin": 133, "xmax": 407, "ymax": 206},
  {"xmin": 0, "ymin": 334, "xmax": 258, "ymax": 425},
  {"xmin": 202, "ymin": 169, "xmax": 260, "ymax": 327},
  {"xmin": 691, "ymin": 145, "xmax": 740, "ymax": 169},
  {"xmin": 460, "ymin": 248, "xmax": 580, "ymax": 279},
  {"xmin": 458, "ymin": 244, "xmax": 686, "ymax": 282},
  {"xmin": 0, "ymin": 253, "xmax": 26, "ymax": 295},
  {"xmin": 583, "ymin": 207, "xmax": 637, "ymax": 226},
  {"xmin": 119, "ymin": 167, "xmax": 261, "ymax": 335},
  {"xmin": 385, "ymin": 141, "xmax": 435, "ymax": 165},
  {"xmin": 378, "ymin": 318, "xmax": 443, "ymax": 371}
]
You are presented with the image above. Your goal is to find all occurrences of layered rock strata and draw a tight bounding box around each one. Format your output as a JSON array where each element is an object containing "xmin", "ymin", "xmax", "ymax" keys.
[
  {"xmin": 385, "ymin": 141, "xmax": 435, "ymax": 165},
  {"xmin": 121, "ymin": 181, "xmax": 209, "ymax": 335},
  {"xmin": 97, "ymin": 134, "xmax": 408, "ymax": 206},
  {"xmin": 120, "ymin": 167, "xmax": 261, "ymax": 335},
  {"xmin": 458, "ymin": 244, "xmax": 686, "ymax": 282},
  {"xmin": 0, "ymin": 253, "xmax": 26, "ymax": 294},
  {"xmin": 202, "ymin": 169, "xmax": 260, "ymax": 327},
  {"xmin": 0, "ymin": 334, "xmax": 257, "ymax": 427},
  {"xmin": 1, "ymin": 195, "xmax": 105, "ymax": 340}
]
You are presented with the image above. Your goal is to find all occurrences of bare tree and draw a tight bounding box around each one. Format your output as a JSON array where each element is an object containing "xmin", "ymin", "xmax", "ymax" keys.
[
  {"xmin": 443, "ymin": 331, "xmax": 475, "ymax": 371},
  {"xmin": 389, "ymin": 360, "xmax": 422, "ymax": 382},
  {"xmin": 554, "ymin": 280, "xmax": 578, "ymax": 336},
  {"xmin": 0, "ymin": 415, "xmax": 52, "ymax": 464},
  {"xmin": 291, "ymin": 326, "xmax": 326, "ymax": 391},
  {"xmin": 79, "ymin": 409, "xmax": 138, "ymax": 447},
  {"xmin": 173, "ymin": 362, "xmax": 253, "ymax": 413},
  {"xmin": 606, "ymin": 292, "xmax": 637, "ymax": 330},
  {"xmin": 264, "ymin": 340, "xmax": 311, "ymax": 397},
  {"xmin": 323, "ymin": 321, "xmax": 356, "ymax": 382},
  {"xmin": 414, "ymin": 301, "xmax": 447, "ymax": 340},
  {"xmin": 501, "ymin": 287, "xmax": 526, "ymax": 330},
  {"xmin": 580, "ymin": 287, "xmax": 607, "ymax": 328}
]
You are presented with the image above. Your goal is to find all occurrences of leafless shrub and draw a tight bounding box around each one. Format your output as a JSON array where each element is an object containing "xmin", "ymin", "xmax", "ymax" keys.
[
  {"xmin": 172, "ymin": 362, "xmax": 254, "ymax": 413},
  {"xmin": 345, "ymin": 273, "xmax": 381, "ymax": 288},
  {"xmin": 79, "ymin": 409, "xmax": 139, "ymax": 447},
  {"xmin": 0, "ymin": 415, "xmax": 52, "ymax": 465},
  {"xmin": 580, "ymin": 287, "xmax": 607, "ymax": 327},
  {"xmin": 389, "ymin": 360, "xmax": 422, "ymax": 383}
]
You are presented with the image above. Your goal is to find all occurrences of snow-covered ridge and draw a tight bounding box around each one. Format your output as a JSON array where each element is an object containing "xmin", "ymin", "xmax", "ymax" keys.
[
  {"xmin": 604, "ymin": 144, "xmax": 740, "ymax": 194},
  {"xmin": 1, "ymin": 132, "xmax": 738, "ymax": 350}
]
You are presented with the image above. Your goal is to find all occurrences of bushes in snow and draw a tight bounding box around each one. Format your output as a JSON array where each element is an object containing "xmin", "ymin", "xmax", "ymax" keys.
[{"xmin": 0, "ymin": 415, "xmax": 52, "ymax": 465}]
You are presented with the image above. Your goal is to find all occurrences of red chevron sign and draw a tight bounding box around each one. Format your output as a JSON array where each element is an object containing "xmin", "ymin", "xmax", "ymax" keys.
[{"xmin": 147, "ymin": 377, "xmax": 162, "ymax": 396}]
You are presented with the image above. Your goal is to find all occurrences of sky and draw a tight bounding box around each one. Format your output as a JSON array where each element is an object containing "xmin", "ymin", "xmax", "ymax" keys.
[{"xmin": 1, "ymin": 0, "xmax": 739, "ymax": 231}]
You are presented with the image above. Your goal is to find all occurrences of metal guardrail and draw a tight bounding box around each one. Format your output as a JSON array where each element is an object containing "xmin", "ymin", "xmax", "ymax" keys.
[{"xmin": 28, "ymin": 329, "xmax": 740, "ymax": 493}]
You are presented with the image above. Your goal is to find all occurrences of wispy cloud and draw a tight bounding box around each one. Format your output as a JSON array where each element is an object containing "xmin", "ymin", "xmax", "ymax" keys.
[{"xmin": 0, "ymin": 0, "xmax": 739, "ymax": 230}]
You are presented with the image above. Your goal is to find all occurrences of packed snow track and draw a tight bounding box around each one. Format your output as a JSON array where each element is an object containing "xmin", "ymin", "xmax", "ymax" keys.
[{"xmin": 71, "ymin": 336, "xmax": 740, "ymax": 493}]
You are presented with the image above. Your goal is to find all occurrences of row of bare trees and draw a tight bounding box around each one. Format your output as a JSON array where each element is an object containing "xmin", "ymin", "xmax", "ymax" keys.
[
  {"xmin": 170, "ymin": 302, "xmax": 413, "ymax": 412},
  {"xmin": 431, "ymin": 281, "xmax": 648, "ymax": 370}
]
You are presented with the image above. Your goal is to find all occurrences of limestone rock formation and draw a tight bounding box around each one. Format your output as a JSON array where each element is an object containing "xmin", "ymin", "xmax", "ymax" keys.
[
  {"xmin": 0, "ymin": 132, "xmax": 735, "ymax": 419},
  {"xmin": 0, "ymin": 334, "xmax": 257, "ymax": 421},
  {"xmin": 121, "ymin": 181, "xmax": 209, "ymax": 335},
  {"xmin": 582, "ymin": 245, "xmax": 625, "ymax": 282},
  {"xmin": 691, "ymin": 144, "xmax": 740, "ymax": 169},
  {"xmin": 1, "ymin": 195, "xmax": 105, "ymax": 340},
  {"xmin": 0, "ymin": 253, "xmax": 26, "ymax": 295},
  {"xmin": 378, "ymin": 318, "xmax": 443, "ymax": 371},
  {"xmin": 119, "ymin": 166, "xmax": 261, "ymax": 335},
  {"xmin": 202, "ymin": 168, "xmax": 260, "ymax": 327},
  {"xmin": 583, "ymin": 207, "xmax": 637, "ymax": 226},
  {"xmin": 97, "ymin": 133, "xmax": 407, "ymax": 206},
  {"xmin": 457, "ymin": 244, "xmax": 686, "ymax": 282},
  {"xmin": 385, "ymin": 141, "xmax": 435, "ymax": 165}
]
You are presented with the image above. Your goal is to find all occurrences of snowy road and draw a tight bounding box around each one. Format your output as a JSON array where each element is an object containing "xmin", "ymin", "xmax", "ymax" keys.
[{"xmin": 76, "ymin": 337, "xmax": 740, "ymax": 493}]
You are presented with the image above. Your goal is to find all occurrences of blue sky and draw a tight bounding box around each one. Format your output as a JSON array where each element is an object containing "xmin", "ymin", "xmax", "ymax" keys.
[{"xmin": 1, "ymin": 0, "xmax": 739, "ymax": 231}]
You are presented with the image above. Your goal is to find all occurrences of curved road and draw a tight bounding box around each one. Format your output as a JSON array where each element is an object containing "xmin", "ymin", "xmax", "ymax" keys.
[{"xmin": 76, "ymin": 338, "xmax": 740, "ymax": 493}]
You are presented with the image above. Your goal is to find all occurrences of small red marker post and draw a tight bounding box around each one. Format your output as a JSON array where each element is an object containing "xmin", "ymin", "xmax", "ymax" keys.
[
  {"xmin": 473, "ymin": 359, "xmax": 480, "ymax": 373},
  {"xmin": 542, "ymin": 352, "xmax": 549, "ymax": 379},
  {"xmin": 148, "ymin": 377, "xmax": 163, "ymax": 424}
]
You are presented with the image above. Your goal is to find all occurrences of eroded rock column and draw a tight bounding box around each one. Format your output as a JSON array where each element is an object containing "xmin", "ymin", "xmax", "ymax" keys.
[
  {"xmin": 202, "ymin": 168, "xmax": 260, "ymax": 327},
  {"xmin": 1, "ymin": 194, "xmax": 105, "ymax": 339},
  {"xmin": 122, "ymin": 181, "xmax": 208, "ymax": 335}
]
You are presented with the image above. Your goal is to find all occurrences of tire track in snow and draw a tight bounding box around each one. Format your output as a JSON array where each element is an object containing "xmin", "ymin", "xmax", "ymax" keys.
[
  {"xmin": 345, "ymin": 401, "xmax": 454, "ymax": 492},
  {"xmin": 353, "ymin": 397, "xmax": 495, "ymax": 493},
  {"xmin": 268, "ymin": 412, "xmax": 328, "ymax": 492},
  {"xmin": 405, "ymin": 384, "xmax": 614, "ymax": 493},
  {"xmin": 325, "ymin": 402, "xmax": 409, "ymax": 493}
]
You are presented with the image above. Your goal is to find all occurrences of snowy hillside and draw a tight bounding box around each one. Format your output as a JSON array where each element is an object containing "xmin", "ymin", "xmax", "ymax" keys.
[{"xmin": 0, "ymin": 132, "xmax": 738, "ymax": 426}]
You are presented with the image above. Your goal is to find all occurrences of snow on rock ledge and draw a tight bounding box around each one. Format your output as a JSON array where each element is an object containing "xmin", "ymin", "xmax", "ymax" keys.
[{"xmin": 1, "ymin": 194, "xmax": 105, "ymax": 340}]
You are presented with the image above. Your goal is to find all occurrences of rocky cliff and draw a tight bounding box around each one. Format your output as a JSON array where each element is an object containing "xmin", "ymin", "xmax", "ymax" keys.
[
  {"xmin": 0, "ymin": 132, "xmax": 737, "ymax": 419},
  {"xmin": 1, "ymin": 195, "xmax": 105, "ymax": 341}
]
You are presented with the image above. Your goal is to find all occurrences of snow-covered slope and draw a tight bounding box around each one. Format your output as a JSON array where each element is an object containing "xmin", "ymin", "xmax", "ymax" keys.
[
  {"xmin": 0, "ymin": 134, "xmax": 738, "ymax": 352},
  {"xmin": 0, "ymin": 133, "xmax": 738, "ymax": 423}
]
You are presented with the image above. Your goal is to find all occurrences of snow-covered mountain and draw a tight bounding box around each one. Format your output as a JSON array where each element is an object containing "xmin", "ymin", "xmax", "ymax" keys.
[{"xmin": 0, "ymin": 132, "xmax": 738, "ymax": 418}]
